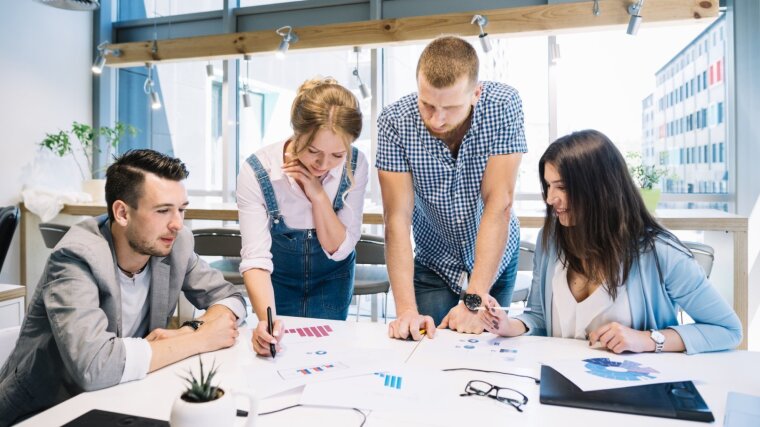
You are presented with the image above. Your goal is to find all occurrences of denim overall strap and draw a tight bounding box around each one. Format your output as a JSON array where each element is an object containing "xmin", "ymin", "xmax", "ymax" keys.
[
  {"xmin": 332, "ymin": 146, "xmax": 359, "ymax": 212},
  {"xmin": 245, "ymin": 154, "xmax": 281, "ymax": 220}
]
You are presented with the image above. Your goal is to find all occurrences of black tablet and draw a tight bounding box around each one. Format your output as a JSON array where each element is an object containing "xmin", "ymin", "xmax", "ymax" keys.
[
  {"xmin": 61, "ymin": 409, "xmax": 169, "ymax": 427},
  {"xmin": 539, "ymin": 365, "xmax": 714, "ymax": 422}
]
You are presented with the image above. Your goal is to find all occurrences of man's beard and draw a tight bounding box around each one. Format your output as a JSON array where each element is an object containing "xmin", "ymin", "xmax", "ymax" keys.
[
  {"xmin": 126, "ymin": 227, "xmax": 173, "ymax": 257},
  {"xmin": 424, "ymin": 107, "xmax": 473, "ymax": 141}
]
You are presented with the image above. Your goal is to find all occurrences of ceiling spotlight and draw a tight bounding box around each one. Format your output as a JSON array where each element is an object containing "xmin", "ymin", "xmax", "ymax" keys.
[
  {"xmin": 275, "ymin": 26, "xmax": 298, "ymax": 59},
  {"xmin": 471, "ymin": 14, "xmax": 492, "ymax": 53},
  {"xmin": 593, "ymin": 0, "xmax": 601, "ymax": 16},
  {"xmin": 353, "ymin": 47, "xmax": 371, "ymax": 100},
  {"xmin": 92, "ymin": 41, "xmax": 121, "ymax": 74},
  {"xmin": 206, "ymin": 62, "xmax": 215, "ymax": 79},
  {"xmin": 144, "ymin": 63, "xmax": 161, "ymax": 110},
  {"xmin": 627, "ymin": 0, "xmax": 645, "ymax": 36}
]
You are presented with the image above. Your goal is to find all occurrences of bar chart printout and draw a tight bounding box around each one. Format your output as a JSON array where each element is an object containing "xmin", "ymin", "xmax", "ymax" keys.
[{"xmin": 284, "ymin": 324, "xmax": 333, "ymax": 338}]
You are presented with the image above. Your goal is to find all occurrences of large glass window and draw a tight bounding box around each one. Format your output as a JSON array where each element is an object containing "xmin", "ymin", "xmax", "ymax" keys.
[{"xmin": 118, "ymin": 0, "xmax": 222, "ymax": 21}]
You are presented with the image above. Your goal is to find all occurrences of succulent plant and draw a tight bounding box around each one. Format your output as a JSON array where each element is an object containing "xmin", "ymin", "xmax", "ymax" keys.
[{"xmin": 180, "ymin": 356, "xmax": 223, "ymax": 403}]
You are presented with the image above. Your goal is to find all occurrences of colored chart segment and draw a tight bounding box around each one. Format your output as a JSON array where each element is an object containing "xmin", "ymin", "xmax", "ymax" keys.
[
  {"xmin": 374, "ymin": 372, "xmax": 403, "ymax": 389},
  {"xmin": 285, "ymin": 325, "xmax": 334, "ymax": 338},
  {"xmin": 583, "ymin": 357, "xmax": 660, "ymax": 381},
  {"xmin": 278, "ymin": 361, "xmax": 348, "ymax": 380}
]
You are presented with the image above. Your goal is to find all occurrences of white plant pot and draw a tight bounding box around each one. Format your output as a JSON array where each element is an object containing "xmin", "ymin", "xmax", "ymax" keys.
[
  {"xmin": 170, "ymin": 388, "xmax": 258, "ymax": 427},
  {"xmin": 81, "ymin": 179, "xmax": 106, "ymax": 203}
]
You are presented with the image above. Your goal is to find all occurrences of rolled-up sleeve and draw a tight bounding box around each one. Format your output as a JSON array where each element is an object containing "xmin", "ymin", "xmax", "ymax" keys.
[
  {"xmin": 237, "ymin": 162, "xmax": 274, "ymax": 274},
  {"xmin": 325, "ymin": 151, "xmax": 369, "ymax": 261}
]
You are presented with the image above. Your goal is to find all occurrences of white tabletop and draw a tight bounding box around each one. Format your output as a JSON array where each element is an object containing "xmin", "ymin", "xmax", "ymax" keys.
[{"xmin": 20, "ymin": 315, "xmax": 760, "ymax": 426}]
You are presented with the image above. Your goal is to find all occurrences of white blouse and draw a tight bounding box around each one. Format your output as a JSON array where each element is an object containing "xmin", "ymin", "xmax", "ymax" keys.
[
  {"xmin": 551, "ymin": 260, "xmax": 632, "ymax": 339},
  {"xmin": 236, "ymin": 140, "xmax": 369, "ymax": 274}
]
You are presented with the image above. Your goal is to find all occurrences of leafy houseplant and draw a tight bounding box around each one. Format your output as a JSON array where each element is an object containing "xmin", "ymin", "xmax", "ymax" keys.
[
  {"xmin": 626, "ymin": 151, "xmax": 668, "ymax": 212},
  {"xmin": 170, "ymin": 356, "xmax": 258, "ymax": 427},
  {"xmin": 40, "ymin": 121, "xmax": 137, "ymax": 181}
]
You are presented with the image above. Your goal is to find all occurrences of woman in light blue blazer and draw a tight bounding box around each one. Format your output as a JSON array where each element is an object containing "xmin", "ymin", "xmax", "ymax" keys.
[{"xmin": 482, "ymin": 129, "xmax": 741, "ymax": 354}]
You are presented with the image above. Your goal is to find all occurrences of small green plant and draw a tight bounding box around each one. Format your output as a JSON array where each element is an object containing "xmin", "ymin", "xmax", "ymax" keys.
[
  {"xmin": 40, "ymin": 121, "xmax": 137, "ymax": 180},
  {"xmin": 180, "ymin": 357, "xmax": 223, "ymax": 403},
  {"xmin": 626, "ymin": 151, "xmax": 667, "ymax": 190}
]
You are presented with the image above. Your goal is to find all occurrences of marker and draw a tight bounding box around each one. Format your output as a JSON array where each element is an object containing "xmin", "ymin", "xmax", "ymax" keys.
[
  {"xmin": 266, "ymin": 306, "xmax": 276, "ymax": 358},
  {"xmin": 476, "ymin": 306, "xmax": 532, "ymax": 312}
]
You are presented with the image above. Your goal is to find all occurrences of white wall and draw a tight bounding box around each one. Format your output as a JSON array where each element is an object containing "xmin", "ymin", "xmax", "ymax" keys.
[{"xmin": 0, "ymin": 2, "xmax": 92, "ymax": 284}]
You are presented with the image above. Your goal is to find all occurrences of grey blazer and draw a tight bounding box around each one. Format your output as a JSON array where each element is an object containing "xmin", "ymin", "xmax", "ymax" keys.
[{"xmin": 0, "ymin": 215, "xmax": 245, "ymax": 426}]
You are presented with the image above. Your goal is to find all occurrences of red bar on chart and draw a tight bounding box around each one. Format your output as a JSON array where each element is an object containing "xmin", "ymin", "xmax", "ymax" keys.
[{"xmin": 312, "ymin": 327, "xmax": 323, "ymax": 337}]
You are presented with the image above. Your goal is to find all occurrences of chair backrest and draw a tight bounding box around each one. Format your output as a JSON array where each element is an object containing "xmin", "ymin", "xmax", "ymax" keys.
[
  {"xmin": 192, "ymin": 228, "xmax": 242, "ymax": 257},
  {"xmin": 355, "ymin": 234, "xmax": 385, "ymax": 265},
  {"xmin": 683, "ymin": 241, "xmax": 715, "ymax": 278},
  {"xmin": 517, "ymin": 240, "xmax": 536, "ymax": 271},
  {"xmin": 0, "ymin": 206, "xmax": 20, "ymax": 273},
  {"xmin": 39, "ymin": 223, "xmax": 71, "ymax": 249}
]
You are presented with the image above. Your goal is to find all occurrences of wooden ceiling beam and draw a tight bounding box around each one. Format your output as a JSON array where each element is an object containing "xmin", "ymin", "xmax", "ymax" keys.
[{"xmin": 106, "ymin": 0, "xmax": 718, "ymax": 68}]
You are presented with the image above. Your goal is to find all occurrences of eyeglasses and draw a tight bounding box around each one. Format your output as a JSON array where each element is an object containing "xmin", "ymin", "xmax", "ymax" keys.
[{"xmin": 460, "ymin": 380, "xmax": 529, "ymax": 412}]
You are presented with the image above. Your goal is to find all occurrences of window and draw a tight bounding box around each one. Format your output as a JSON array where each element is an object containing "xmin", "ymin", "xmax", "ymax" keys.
[{"xmin": 117, "ymin": 0, "xmax": 222, "ymax": 20}]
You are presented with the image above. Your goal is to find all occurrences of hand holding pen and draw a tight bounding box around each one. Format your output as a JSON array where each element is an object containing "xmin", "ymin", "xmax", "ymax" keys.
[{"xmin": 251, "ymin": 310, "xmax": 283, "ymax": 357}]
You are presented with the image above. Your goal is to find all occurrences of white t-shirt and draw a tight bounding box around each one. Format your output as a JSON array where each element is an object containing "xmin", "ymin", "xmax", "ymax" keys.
[{"xmin": 551, "ymin": 260, "xmax": 632, "ymax": 339}]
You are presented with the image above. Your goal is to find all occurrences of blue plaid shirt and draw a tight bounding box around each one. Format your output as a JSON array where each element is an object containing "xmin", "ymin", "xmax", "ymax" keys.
[{"xmin": 376, "ymin": 81, "xmax": 527, "ymax": 293}]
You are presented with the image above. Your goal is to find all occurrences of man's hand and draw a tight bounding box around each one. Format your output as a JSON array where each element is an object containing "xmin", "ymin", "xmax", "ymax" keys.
[
  {"xmin": 252, "ymin": 319, "xmax": 284, "ymax": 356},
  {"xmin": 145, "ymin": 327, "xmax": 192, "ymax": 342},
  {"xmin": 588, "ymin": 322, "xmax": 654, "ymax": 354},
  {"xmin": 388, "ymin": 310, "xmax": 436, "ymax": 341},
  {"xmin": 440, "ymin": 301, "xmax": 485, "ymax": 334},
  {"xmin": 196, "ymin": 311, "xmax": 239, "ymax": 353}
]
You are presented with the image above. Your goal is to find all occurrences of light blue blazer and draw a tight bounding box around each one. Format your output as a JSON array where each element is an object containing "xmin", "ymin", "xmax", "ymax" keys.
[{"xmin": 516, "ymin": 230, "xmax": 742, "ymax": 354}]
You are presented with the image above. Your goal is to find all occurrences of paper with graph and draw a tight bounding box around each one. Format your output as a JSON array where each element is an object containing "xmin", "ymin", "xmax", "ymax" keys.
[{"xmin": 299, "ymin": 365, "xmax": 456, "ymax": 411}]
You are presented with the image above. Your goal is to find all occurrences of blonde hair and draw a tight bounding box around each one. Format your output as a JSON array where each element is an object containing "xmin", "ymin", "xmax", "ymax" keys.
[
  {"xmin": 416, "ymin": 36, "xmax": 479, "ymax": 88},
  {"xmin": 289, "ymin": 76, "xmax": 362, "ymax": 198}
]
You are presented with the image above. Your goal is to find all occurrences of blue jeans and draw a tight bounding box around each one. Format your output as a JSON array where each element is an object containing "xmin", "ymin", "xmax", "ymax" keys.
[{"xmin": 413, "ymin": 246, "xmax": 519, "ymax": 325}]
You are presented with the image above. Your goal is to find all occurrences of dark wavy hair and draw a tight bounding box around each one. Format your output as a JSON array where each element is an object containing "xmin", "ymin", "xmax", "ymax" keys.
[
  {"xmin": 539, "ymin": 129, "xmax": 675, "ymax": 300},
  {"xmin": 105, "ymin": 149, "xmax": 189, "ymax": 222}
]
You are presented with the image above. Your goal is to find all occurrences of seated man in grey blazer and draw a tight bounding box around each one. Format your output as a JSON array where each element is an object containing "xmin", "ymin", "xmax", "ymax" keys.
[{"xmin": 0, "ymin": 149, "xmax": 247, "ymax": 426}]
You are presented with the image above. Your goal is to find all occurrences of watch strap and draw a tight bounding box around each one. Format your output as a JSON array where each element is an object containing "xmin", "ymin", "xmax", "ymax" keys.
[{"xmin": 181, "ymin": 320, "xmax": 204, "ymax": 330}]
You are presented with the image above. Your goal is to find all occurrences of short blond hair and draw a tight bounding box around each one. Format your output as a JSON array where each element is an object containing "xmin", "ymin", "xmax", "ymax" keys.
[{"xmin": 416, "ymin": 36, "xmax": 479, "ymax": 88}]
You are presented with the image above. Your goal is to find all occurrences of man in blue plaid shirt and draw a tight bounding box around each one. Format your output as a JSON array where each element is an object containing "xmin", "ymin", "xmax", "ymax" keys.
[{"xmin": 377, "ymin": 36, "xmax": 527, "ymax": 340}]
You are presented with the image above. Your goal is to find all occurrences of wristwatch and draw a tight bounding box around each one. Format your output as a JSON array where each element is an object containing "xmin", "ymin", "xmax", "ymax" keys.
[
  {"xmin": 649, "ymin": 329, "xmax": 665, "ymax": 353},
  {"xmin": 181, "ymin": 320, "xmax": 204, "ymax": 331},
  {"xmin": 461, "ymin": 292, "xmax": 482, "ymax": 312}
]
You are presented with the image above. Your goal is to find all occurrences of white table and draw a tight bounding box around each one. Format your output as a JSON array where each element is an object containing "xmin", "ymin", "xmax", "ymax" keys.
[{"xmin": 20, "ymin": 316, "xmax": 760, "ymax": 426}]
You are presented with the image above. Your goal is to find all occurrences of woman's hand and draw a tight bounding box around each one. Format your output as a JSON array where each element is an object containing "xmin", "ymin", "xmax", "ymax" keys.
[
  {"xmin": 587, "ymin": 322, "xmax": 655, "ymax": 353},
  {"xmin": 282, "ymin": 156, "xmax": 326, "ymax": 201},
  {"xmin": 479, "ymin": 295, "xmax": 510, "ymax": 336},
  {"xmin": 251, "ymin": 319, "xmax": 284, "ymax": 356}
]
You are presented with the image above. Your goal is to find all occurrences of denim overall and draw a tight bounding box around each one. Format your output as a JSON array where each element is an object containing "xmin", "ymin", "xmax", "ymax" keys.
[{"xmin": 246, "ymin": 147, "xmax": 358, "ymax": 320}]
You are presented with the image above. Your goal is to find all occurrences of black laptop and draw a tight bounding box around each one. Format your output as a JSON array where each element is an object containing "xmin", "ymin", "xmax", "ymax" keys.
[{"xmin": 539, "ymin": 365, "xmax": 714, "ymax": 422}]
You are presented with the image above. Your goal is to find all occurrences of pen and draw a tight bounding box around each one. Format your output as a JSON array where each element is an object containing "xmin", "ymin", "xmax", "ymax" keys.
[
  {"xmin": 406, "ymin": 328, "xmax": 427, "ymax": 340},
  {"xmin": 476, "ymin": 306, "xmax": 532, "ymax": 312},
  {"xmin": 266, "ymin": 306, "xmax": 276, "ymax": 358}
]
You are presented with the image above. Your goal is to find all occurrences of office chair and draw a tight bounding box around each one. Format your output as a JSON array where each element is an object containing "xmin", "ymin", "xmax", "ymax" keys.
[
  {"xmin": 511, "ymin": 240, "xmax": 536, "ymax": 304},
  {"xmin": 0, "ymin": 206, "xmax": 20, "ymax": 274},
  {"xmin": 353, "ymin": 234, "xmax": 390, "ymax": 323},
  {"xmin": 39, "ymin": 223, "xmax": 71, "ymax": 249},
  {"xmin": 683, "ymin": 241, "xmax": 715, "ymax": 278},
  {"xmin": 192, "ymin": 228, "xmax": 244, "ymax": 285}
]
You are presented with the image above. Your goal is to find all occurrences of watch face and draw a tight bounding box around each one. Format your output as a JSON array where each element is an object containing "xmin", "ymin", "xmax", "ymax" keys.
[
  {"xmin": 463, "ymin": 293, "xmax": 482, "ymax": 311},
  {"xmin": 651, "ymin": 330, "xmax": 665, "ymax": 344}
]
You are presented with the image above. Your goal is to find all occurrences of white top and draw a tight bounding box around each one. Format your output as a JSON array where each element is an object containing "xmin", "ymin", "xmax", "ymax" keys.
[
  {"xmin": 117, "ymin": 264, "xmax": 246, "ymax": 384},
  {"xmin": 551, "ymin": 260, "xmax": 632, "ymax": 339},
  {"xmin": 236, "ymin": 140, "xmax": 369, "ymax": 274}
]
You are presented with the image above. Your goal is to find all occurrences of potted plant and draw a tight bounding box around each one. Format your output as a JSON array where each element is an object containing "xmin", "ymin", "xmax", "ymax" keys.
[
  {"xmin": 626, "ymin": 151, "xmax": 667, "ymax": 213},
  {"xmin": 39, "ymin": 121, "xmax": 137, "ymax": 201},
  {"xmin": 170, "ymin": 356, "xmax": 258, "ymax": 427}
]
